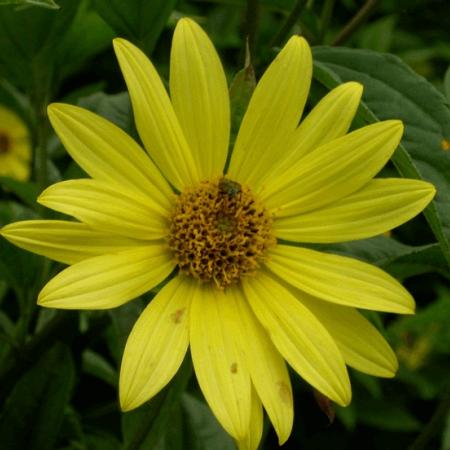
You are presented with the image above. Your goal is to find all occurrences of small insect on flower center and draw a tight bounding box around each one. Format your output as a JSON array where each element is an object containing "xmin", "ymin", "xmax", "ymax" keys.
[
  {"xmin": 168, "ymin": 177, "xmax": 276, "ymax": 289},
  {"xmin": 0, "ymin": 132, "xmax": 10, "ymax": 155}
]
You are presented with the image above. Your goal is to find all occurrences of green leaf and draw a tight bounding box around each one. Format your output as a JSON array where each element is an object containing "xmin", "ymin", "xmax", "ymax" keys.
[
  {"xmin": 153, "ymin": 393, "xmax": 236, "ymax": 450},
  {"xmin": 313, "ymin": 47, "xmax": 450, "ymax": 269},
  {"xmin": 78, "ymin": 91, "xmax": 135, "ymax": 135},
  {"xmin": 444, "ymin": 65, "xmax": 450, "ymax": 103},
  {"xmin": 0, "ymin": 0, "xmax": 59, "ymax": 9},
  {"xmin": 194, "ymin": 0, "xmax": 295, "ymax": 12},
  {"xmin": 107, "ymin": 299, "xmax": 143, "ymax": 365},
  {"xmin": 0, "ymin": 236, "xmax": 41, "ymax": 293},
  {"xmin": 0, "ymin": 343, "xmax": 75, "ymax": 450},
  {"xmin": 322, "ymin": 236, "xmax": 450, "ymax": 280},
  {"xmin": 356, "ymin": 396, "xmax": 422, "ymax": 432},
  {"xmin": 0, "ymin": 0, "xmax": 79, "ymax": 90},
  {"xmin": 92, "ymin": 0, "xmax": 177, "ymax": 54},
  {"xmin": 390, "ymin": 285, "xmax": 450, "ymax": 355},
  {"xmin": 82, "ymin": 349, "xmax": 118, "ymax": 388},
  {"xmin": 442, "ymin": 409, "xmax": 450, "ymax": 450},
  {"xmin": 335, "ymin": 403, "xmax": 357, "ymax": 431},
  {"xmin": 0, "ymin": 176, "xmax": 38, "ymax": 208},
  {"xmin": 229, "ymin": 45, "xmax": 256, "ymax": 148},
  {"xmin": 85, "ymin": 433, "xmax": 122, "ymax": 450},
  {"xmin": 122, "ymin": 356, "xmax": 193, "ymax": 450},
  {"xmin": 55, "ymin": 1, "xmax": 115, "ymax": 80},
  {"xmin": 180, "ymin": 393, "xmax": 235, "ymax": 450},
  {"xmin": 356, "ymin": 15, "xmax": 397, "ymax": 53}
]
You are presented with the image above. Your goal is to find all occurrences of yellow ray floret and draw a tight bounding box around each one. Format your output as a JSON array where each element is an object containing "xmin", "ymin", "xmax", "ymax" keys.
[{"xmin": 0, "ymin": 105, "xmax": 31, "ymax": 181}]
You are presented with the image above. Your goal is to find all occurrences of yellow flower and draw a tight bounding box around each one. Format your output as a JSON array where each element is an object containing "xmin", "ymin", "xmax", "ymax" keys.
[
  {"xmin": 0, "ymin": 105, "xmax": 31, "ymax": 181},
  {"xmin": 0, "ymin": 19, "xmax": 435, "ymax": 448}
]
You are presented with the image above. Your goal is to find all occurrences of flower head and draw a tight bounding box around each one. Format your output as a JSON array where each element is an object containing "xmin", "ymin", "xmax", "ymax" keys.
[
  {"xmin": 0, "ymin": 105, "xmax": 31, "ymax": 181},
  {"xmin": 0, "ymin": 19, "xmax": 435, "ymax": 448}
]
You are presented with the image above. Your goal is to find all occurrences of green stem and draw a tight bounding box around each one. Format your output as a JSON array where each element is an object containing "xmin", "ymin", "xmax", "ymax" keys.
[
  {"xmin": 319, "ymin": 0, "xmax": 336, "ymax": 43},
  {"xmin": 244, "ymin": 0, "xmax": 259, "ymax": 57},
  {"xmin": 34, "ymin": 104, "xmax": 49, "ymax": 192},
  {"xmin": 332, "ymin": 0, "xmax": 380, "ymax": 46},
  {"xmin": 270, "ymin": 0, "xmax": 308, "ymax": 47},
  {"xmin": 407, "ymin": 386, "xmax": 450, "ymax": 450}
]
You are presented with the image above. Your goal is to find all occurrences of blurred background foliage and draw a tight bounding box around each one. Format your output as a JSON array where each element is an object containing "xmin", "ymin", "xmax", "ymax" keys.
[{"xmin": 0, "ymin": 0, "xmax": 449, "ymax": 449}]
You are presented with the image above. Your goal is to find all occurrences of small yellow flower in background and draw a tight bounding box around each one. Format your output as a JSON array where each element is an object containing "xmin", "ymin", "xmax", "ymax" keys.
[
  {"xmin": 0, "ymin": 18, "xmax": 435, "ymax": 449},
  {"xmin": 0, "ymin": 105, "xmax": 31, "ymax": 181}
]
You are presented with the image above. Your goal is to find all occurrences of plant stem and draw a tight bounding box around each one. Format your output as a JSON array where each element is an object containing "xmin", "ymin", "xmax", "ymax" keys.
[
  {"xmin": 34, "ymin": 103, "xmax": 49, "ymax": 193},
  {"xmin": 407, "ymin": 385, "xmax": 450, "ymax": 450},
  {"xmin": 319, "ymin": 0, "xmax": 336, "ymax": 43},
  {"xmin": 332, "ymin": 0, "xmax": 379, "ymax": 46},
  {"xmin": 244, "ymin": 0, "xmax": 259, "ymax": 56},
  {"xmin": 270, "ymin": 0, "xmax": 308, "ymax": 47}
]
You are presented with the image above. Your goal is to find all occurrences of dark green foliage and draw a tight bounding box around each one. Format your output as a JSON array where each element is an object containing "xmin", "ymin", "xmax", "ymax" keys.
[
  {"xmin": 0, "ymin": 343, "xmax": 75, "ymax": 450},
  {"xmin": 0, "ymin": 1, "xmax": 449, "ymax": 449}
]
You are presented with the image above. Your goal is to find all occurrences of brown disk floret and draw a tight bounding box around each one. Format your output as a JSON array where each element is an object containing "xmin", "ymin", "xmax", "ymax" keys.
[
  {"xmin": 0, "ymin": 132, "xmax": 10, "ymax": 154},
  {"xmin": 168, "ymin": 177, "xmax": 275, "ymax": 289}
]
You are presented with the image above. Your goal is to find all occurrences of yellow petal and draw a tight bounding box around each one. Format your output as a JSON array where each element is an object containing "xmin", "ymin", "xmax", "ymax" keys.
[
  {"xmin": 170, "ymin": 18, "xmax": 229, "ymax": 179},
  {"xmin": 190, "ymin": 282, "xmax": 252, "ymax": 441},
  {"xmin": 228, "ymin": 36, "xmax": 312, "ymax": 188},
  {"xmin": 267, "ymin": 245, "xmax": 414, "ymax": 314},
  {"xmin": 0, "ymin": 106, "xmax": 31, "ymax": 172},
  {"xmin": 227, "ymin": 286, "xmax": 293, "ymax": 444},
  {"xmin": 0, "ymin": 105, "xmax": 28, "ymax": 136},
  {"xmin": 243, "ymin": 272, "xmax": 351, "ymax": 406},
  {"xmin": 272, "ymin": 82, "xmax": 363, "ymax": 179},
  {"xmin": 38, "ymin": 244, "xmax": 174, "ymax": 309},
  {"xmin": 275, "ymin": 178, "xmax": 436, "ymax": 242},
  {"xmin": 113, "ymin": 38, "xmax": 199, "ymax": 190},
  {"xmin": 38, "ymin": 179, "xmax": 167, "ymax": 240},
  {"xmin": 47, "ymin": 103, "xmax": 173, "ymax": 211},
  {"xmin": 120, "ymin": 276, "xmax": 193, "ymax": 411},
  {"xmin": 0, "ymin": 220, "xmax": 145, "ymax": 264},
  {"xmin": 0, "ymin": 156, "xmax": 30, "ymax": 181},
  {"xmin": 237, "ymin": 387, "xmax": 263, "ymax": 450},
  {"xmin": 262, "ymin": 120, "xmax": 404, "ymax": 217},
  {"xmin": 296, "ymin": 292, "xmax": 398, "ymax": 377}
]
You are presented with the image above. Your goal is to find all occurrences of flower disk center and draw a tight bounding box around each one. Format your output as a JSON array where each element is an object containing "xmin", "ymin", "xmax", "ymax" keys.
[
  {"xmin": 168, "ymin": 177, "xmax": 275, "ymax": 288},
  {"xmin": 0, "ymin": 132, "xmax": 10, "ymax": 155}
]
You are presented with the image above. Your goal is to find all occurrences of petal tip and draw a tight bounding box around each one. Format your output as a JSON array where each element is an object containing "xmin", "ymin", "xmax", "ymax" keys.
[
  {"xmin": 425, "ymin": 183, "xmax": 437, "ymax": 200},
  {"xmin": 400, "ymin": 297, "xmax": 416, "ymax": 315},
  {"xmin": 119, "ymin": 387, "xmax": 145, "ymax": 412},
  {"xmin": 47, "ymin": 102, "xmax": 68, "ymax": 119},
  {"xmin": 345, "ymin": 81, "xmax": 364, "ymax": 97},
  {"xmin": 177, "ymin": 16, "xmax": 197, "ymax": 28},
  {"xmin": 382, "ymin": 364, "xmax": 398, "ymax": 378},
  {"xmin": 282, "ymin": 34, "xmax": 311, "ymax": 56},
  {"xmin": 112, "ymin": 37, "xmax": 131, "ymax": 56},
  {"xmin": 112, "ymin": 37, "xmax": 127, "ymax": 47},
  {"xmin": 47, "ymin": 103, "xmax": 57, "ymax": 115},
  {"xmin": 119, "ymin": 397, "xmax": 134, "ymax": 413},
  {"xmin": 36, "ymin": 191, "xmax": 47, "ymax": 205},
  {"xmin": 338, "ymin": 389, "xmax": 352, "ymax": 407},
  {"xmin": 390, "ymin": 119, "xmax": 404, "ymax": 133},
  {"xmin": 37, "ymin": 292, "xmax": 48, "ymax": 307}
]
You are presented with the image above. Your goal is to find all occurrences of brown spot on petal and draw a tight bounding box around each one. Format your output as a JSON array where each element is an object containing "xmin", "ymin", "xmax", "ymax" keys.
[
  {"xmin": 277, "ymin": 381, "xmax": 292, "ymax": 405},
  {"xmin": 170, "ymin": 308, "xmax": 186, "ymax": 324},
  {"xmin": 230, "ymin": 362, "xmax": 238, "ymax": 374},
  {"xmin": 441, "ymin": 138, "xmax": 450, "ymax": 151}
]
